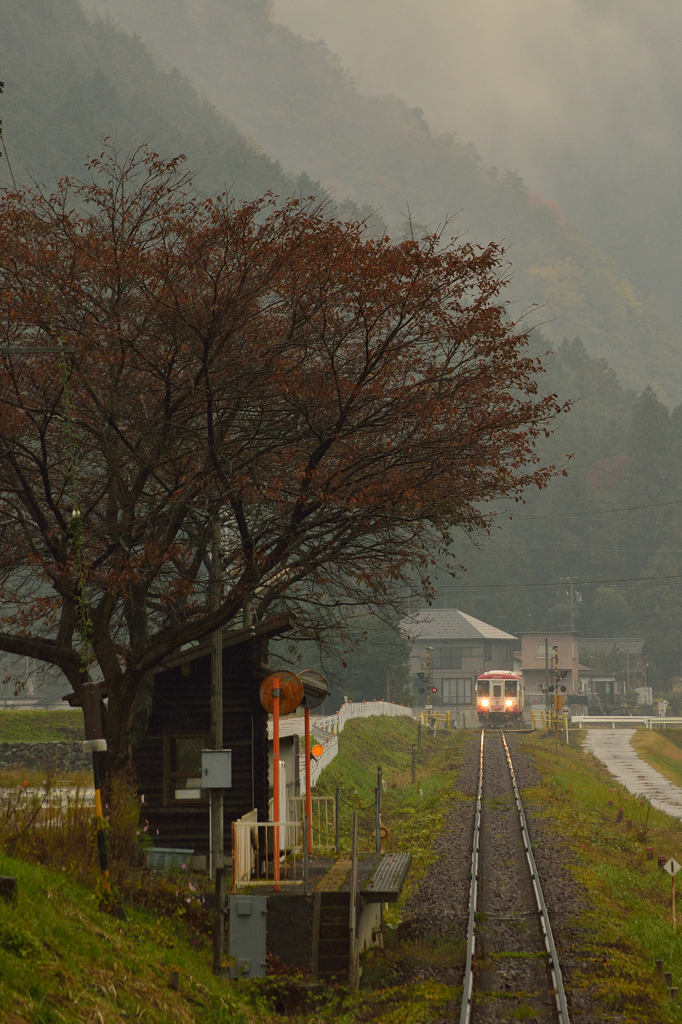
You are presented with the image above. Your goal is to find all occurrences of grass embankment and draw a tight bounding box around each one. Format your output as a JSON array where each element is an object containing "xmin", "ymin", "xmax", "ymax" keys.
[
  {"xmin": 315, "ymin": 716, "xmax": 469, "ymax": 916},
  {"xmin": 315, "ymin": 717, "xmax": 470, "ymax": 1020},
  {"xmin": 631, "ymin": 726, "xmax": 682, "ymax": 790},
  {"xmin": 0, "ymin": 715, "xmax": 470, "ymax": 1024},
  {"xmin": 0, "ymin": 852, "xmax": 259, "ymax": 1024},
  {"xmin": 0, "ymin": 710, "xmax": 88, "ymax": 788},
  {"xmin": 522, "ymin": 730, "xmax": 682, "ymax": 1023},
  {"xmin": 0, "ymin": 711, "xmax": 84, "ymax": 743}
]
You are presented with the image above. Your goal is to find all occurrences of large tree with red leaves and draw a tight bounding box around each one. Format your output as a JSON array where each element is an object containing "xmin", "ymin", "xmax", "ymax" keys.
[{"xmin": 0, "ymin": 146, "xmax": 564, "ymax": 768}]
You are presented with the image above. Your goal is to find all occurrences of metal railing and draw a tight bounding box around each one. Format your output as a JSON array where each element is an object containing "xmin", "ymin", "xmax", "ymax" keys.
[
  {"xmin": 232, "ymin": 815, "xmax": 306, "ymax": 891},
  {"xmin": 530, "ymin": 708, "xmax": 571, "ymax": 730},
  {"xmin": 288, "ymin": 795, "xmax": 336, "ymax": 850},
  {"xmin": 571, "ymin": 715, "xmax": 682, "ymax": 729},
  {"xmin": 419, "ymin": 708, "xmax": 453, "ymax": 730}
]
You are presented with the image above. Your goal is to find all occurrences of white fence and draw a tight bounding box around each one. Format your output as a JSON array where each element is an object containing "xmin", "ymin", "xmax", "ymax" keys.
[
  {"xmin": 571, "ymin": 716, "xmax": 682, "ymax": 729},
  {"xmin": 312, "ymin": 699, "xmax": 413, "ymax": 735},
  {"xmin": 304, "ymin": 725, "xmax": 338, "ymax": 791},
  {"xmin": 301, "ymin": 700, "xmax": 412, "ymax": 791},
  {"xmin": 232, "ymin": 808, "xmax": 258, "ymax": 884}
]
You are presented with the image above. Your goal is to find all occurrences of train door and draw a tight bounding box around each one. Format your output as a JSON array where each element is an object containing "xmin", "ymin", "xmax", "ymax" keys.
[{"xmin": 491, "ymin": 680, "xmax": 503, "ymax": 712}]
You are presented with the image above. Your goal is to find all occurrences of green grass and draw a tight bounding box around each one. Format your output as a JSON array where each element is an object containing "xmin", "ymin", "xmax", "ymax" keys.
[
  {"xmin": 0, "ymin": 715, "xmax": 468, "ymax": 1024},
  {"xmin": 0, "ymin": 852, "xmax": 260, "ymax": 1024},
  {"xmin": 520, "ymin": 730, "xmax": 682, "ymax": 1023},
  {"xmin": 631, "ymin": 727, "xmax": 682, "ymax": 790},
  {"xmin": 0, "ymin": 711, "xmax": 84, "ymax": 743},
  {"xmin": 315, "ymin": 717, "xmax": 469, "ymax": 919}
]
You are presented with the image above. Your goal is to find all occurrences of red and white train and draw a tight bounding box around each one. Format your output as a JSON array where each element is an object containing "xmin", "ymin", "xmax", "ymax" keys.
[{"xmin": 476, "ymin": 670, "xmax": 525, "ymax": 725}]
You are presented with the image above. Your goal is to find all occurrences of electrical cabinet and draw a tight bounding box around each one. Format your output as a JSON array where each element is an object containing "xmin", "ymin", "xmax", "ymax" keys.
[{"xmin": 228, "ymin": 895, "xmax": 267, "ymax": 979}]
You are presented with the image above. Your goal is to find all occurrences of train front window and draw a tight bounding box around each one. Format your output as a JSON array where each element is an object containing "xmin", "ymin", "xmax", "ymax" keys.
[
  {"xmin": 478, "ymin": 681, "xmax": 490, "ymax": 697},
  {"xmin": 505, "ymin": 680, "xmax": 517, "ymax": 697},
  {"xmin": 493, "ymin": 684, "xmax": 502, "ymax": 698}
]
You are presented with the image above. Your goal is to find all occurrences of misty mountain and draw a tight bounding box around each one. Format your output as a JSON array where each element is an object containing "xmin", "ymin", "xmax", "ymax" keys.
[
  {"xmin": 79, "ymin": 0, "xmax": 682, "ymax": 402},
  {"xmin": 439, "ymin": 336, "xmax": 682, "ymax": 685},
  {"xmin": 0, "ymin": 0, "xmax": 293, "ymax": 200},
  {"xmin": 269, "ymin": 0, "xmax": 682, "ymax": 376}
]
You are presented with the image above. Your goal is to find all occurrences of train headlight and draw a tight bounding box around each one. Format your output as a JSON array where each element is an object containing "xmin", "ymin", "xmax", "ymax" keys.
[
  {"xmin": 505, "ymin": 699, "xmax": 513, "ymax": 707},
  {"xmin": 481, "ymin": 698, "xmax": 489, "ymax": 707}
]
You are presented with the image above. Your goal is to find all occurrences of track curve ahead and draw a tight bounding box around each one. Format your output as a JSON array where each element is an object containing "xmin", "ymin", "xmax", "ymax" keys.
[{"xmin": 459, "ymin": 730, "xmax": 571, "ymax": 1024}]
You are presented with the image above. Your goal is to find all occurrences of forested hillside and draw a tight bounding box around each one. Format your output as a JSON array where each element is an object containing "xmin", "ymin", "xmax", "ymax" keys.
[
  {"xmin": 0, "ymin": 0, "xmax": 293, "ymax": 199},
  {"xmin": 81, "ymin": 0, "xmax": 682, "ymax": 401},
  {"xmin": 437, "ymin": 337, "xmax": 682, "ymax": 684}
]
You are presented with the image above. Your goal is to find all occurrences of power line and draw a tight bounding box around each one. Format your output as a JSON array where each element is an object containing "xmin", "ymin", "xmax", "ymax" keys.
[
  {"xmin": 513, "ymin": 497, "xmax": 682, "ymax": 520},
  {"xmin": 449, "ymin": 573, "xmax": 682, "ymax": 591}
]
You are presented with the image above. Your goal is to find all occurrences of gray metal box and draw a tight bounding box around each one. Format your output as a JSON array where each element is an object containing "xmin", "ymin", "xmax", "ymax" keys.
[
  {"xmin": 200, "ymin": 749, "xmax": 232, "ymax": 789},
  {"xmin": 228, "ymin": 895, "xmax": 267, "ymax": 979}
]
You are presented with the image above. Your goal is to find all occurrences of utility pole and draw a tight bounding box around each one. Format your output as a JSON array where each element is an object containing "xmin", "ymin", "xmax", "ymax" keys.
[
  {"xmin": 210, "ymin": 515, "xmax": 225, "ymax": 975},
  {"xmin": 545, "ymin": 639, "xmax": 550, "ymax": 708},
  {"xmin": 559, "ymin": 577, "xmax": 579, "ymax": 632}
]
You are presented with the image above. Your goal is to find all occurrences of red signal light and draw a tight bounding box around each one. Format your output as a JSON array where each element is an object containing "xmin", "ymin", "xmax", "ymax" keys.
[{"xmin": 431, "ymin": 687, "xmax": 437, "ymax": 693}]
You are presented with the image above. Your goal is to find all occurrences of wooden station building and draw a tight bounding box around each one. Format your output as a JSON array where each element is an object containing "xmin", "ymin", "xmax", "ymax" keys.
[{"xmin": 134, "ymin": 613, "xmax": 295, "ymax": 864}]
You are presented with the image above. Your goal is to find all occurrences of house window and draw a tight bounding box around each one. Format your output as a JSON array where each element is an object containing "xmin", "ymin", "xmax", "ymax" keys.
[
  {"xmin": 431, "ymin": 647, "xmax": 463, "ymax": 671},
  {"xmin": 572, "ymin": 643, "xmax": 578, "ymax": 660},
  {"xmin": 484, "ymin": 641, "xmax": 492, "ymax": 662},
  {"xmin": 442, "ymin": 678, "xmax": 472, "ymax": 705},
  {"xmin": 459, "ymin": 646, "xmax": 483, "ymax": 659},
  {"xmin": 165, "ymin": 734, "xmax": 209, "ymax": 805},
  {"xmin": 536, "ymin": 643, "xmax": 548, "ymax": 659},
  {"xmin": 505, "ymin": 643, "xmax": 513, "ymax": 662}
]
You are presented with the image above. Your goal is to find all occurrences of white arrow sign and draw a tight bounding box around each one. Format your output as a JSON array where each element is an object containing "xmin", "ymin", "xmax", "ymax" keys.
[{"xmin": 664, "ymin": 859, "xmax": 681, "ymax": 877}]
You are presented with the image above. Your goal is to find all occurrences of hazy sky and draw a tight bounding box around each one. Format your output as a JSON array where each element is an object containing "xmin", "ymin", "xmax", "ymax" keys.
[{"xmin": 270, "ymin": 0, "xmax": 682, "ymax": 200}]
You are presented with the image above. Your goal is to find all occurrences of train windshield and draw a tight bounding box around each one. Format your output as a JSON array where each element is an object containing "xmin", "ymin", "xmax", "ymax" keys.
[
  {"xmin": 505, "ymin": 680, "xmax": 517, "ymax": 697},
  {"xmin": 477, "ymin": 680, "xmax": 490, "ymax": 697}
]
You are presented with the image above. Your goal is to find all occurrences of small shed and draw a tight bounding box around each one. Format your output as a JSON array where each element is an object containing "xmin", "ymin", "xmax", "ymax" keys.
[{"xmin": 134, "ymin": 613, "xmax": 294, "ymax": 862}]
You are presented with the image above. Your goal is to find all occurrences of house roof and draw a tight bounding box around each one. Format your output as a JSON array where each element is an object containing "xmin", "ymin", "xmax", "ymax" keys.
[{"xmin": 400, "ymin": 608, "xmax": 516, "ymax": 642}]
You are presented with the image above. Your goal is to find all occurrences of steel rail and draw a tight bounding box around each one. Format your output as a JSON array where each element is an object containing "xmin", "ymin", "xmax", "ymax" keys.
[
  {"xmin": 459, "ymin": 729, "xmax": 484, "ymax": 1024},
  {"xmin": 501, "ymin": 731, "xmax": 571, "ymax": 1024}
]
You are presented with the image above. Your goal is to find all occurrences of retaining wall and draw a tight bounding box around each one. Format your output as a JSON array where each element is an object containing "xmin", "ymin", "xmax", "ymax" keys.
[{"xmin": 0, "ymin": 742, "xmax": 90, "ymax": 773}]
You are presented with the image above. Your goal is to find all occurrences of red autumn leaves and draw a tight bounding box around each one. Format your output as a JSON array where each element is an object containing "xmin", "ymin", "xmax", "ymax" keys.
[{"xmin": 0, "ymin": 145, "xmax": 563, "ymax": 762}]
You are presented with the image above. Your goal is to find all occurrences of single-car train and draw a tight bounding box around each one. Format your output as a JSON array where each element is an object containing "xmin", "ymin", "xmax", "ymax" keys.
[{"xmin": 476, "ymin": 670, "xmax": 524, "ymax": 724}]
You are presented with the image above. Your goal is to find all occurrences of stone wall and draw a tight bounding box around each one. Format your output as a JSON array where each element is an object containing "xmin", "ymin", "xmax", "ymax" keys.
[{"xmin": 0, "ymin": 742, "xmax": 90, "ymax": 773}]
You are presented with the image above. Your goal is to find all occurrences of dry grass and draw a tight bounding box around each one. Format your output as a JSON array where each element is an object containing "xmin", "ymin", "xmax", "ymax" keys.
[
  {"xmin": 0, "ymin": 770, "xmax": 144, "ymax": 885},
  {"xmin": 631, "ymin": 728, "xmax": 682, "ymax": 790}
]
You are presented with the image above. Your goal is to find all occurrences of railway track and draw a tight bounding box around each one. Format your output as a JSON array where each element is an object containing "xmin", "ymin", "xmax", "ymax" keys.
[{"xmin": 460, "ymin": 730, "xmax": 570, "ymax": 1024}]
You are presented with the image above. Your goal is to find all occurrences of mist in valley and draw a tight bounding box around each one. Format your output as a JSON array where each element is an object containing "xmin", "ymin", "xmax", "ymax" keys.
[
  {"xmin": 270, "ymin": 0, "xmax": 682, "ymax": 320},
  {"xmin": 2, "ymin": 0, "xmax": 682, "ymax": 690}
]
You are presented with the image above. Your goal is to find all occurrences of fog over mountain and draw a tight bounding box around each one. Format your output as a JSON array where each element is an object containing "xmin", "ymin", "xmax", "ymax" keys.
[
  {"xmin": 78, "ymin": 0, "xmax": 682, "ymax": 400},
  {"xmin": 271, "ymin": 0, "xmax": 682, "ymax": 329}
]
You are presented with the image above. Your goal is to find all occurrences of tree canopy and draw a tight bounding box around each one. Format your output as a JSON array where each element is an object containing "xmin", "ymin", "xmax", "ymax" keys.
[{"xmin": 0, "ymin": 147, "xmax": 563, "ymax": 765}]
